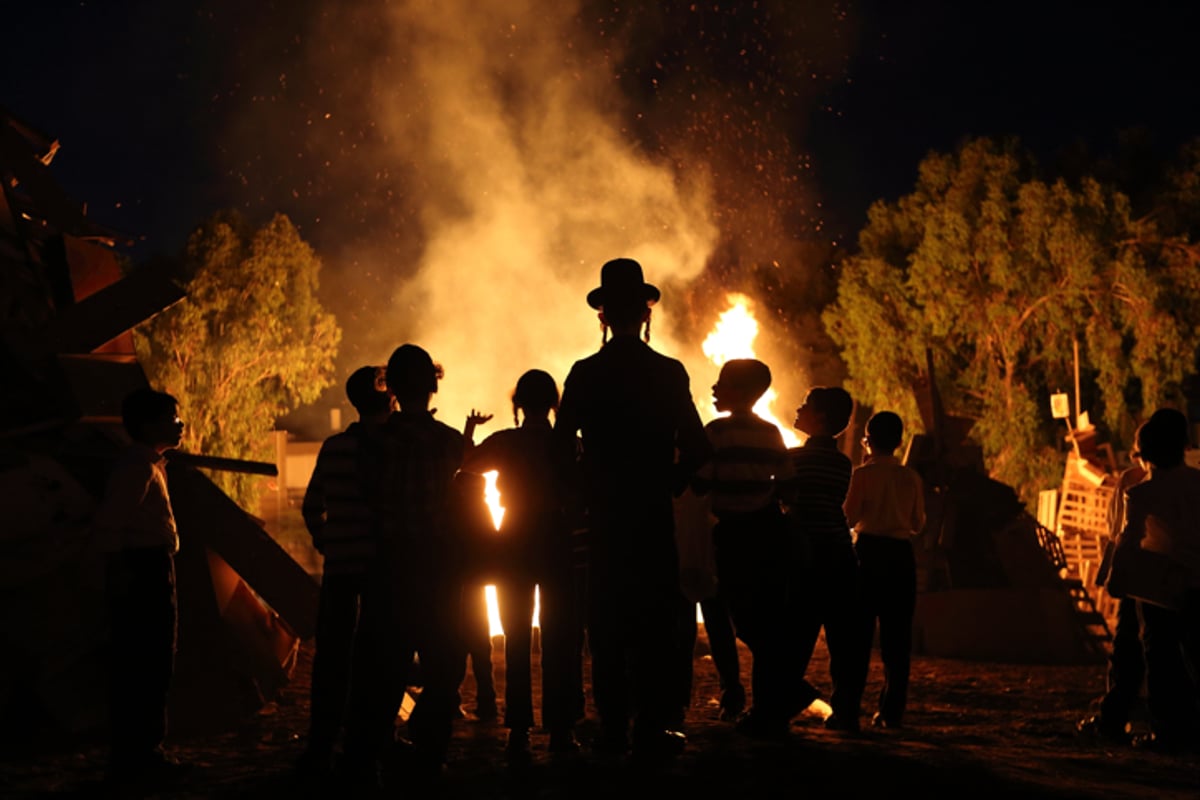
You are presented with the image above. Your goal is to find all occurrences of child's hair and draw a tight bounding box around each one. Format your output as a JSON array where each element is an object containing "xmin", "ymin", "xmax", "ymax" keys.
[
  {"xmin": 346, "ymin": 365, "xmax": 391, "ymax": 416},
  {"xmin": 718, "ymin": 359, "xmax": 772, "ymax": 402},
  {"xmin": 386, "ymin": 344, "xmax": 443, "ymax": 397},
  {"xmin": 512, "ymin": 369, "xmax": 559, "ymax": 425},
  {"xmin": 865, "ymin": 411, "xmax": 903, "ymax": 453},
  {"xmin": 1135, "ymin": 408, "xmax": 1189, "ymax": 468},
  {"xmin": 806, "ymin": 386, "xmax": 853, "ymax": 436},
  {"xmin": 121, "ymin": 387, "xmax": 178, "ymax": 442}
]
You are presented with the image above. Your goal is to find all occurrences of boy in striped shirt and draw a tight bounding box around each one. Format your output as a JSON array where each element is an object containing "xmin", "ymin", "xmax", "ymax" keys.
[
  {"xmin": 786, "ymin": 385, "xmax": 868, "ymax": 733},
  {"xmin": 693, "ymin": 359, "xmax": 805, "ymax": 738},
  {"xmin": 299, "ymin": 366, "xmax": 392, "ymax": 774}
]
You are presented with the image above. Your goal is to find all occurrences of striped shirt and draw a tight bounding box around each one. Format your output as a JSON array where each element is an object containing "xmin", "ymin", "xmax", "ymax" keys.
[
  {"xmin": 302, "ymin": 421, "xmax": 378, "ymax": 575},
  {"xmin": 786, "ymin": 436, "xmax": 853, "ymax": 543},
  {"xmin": 694, "ymin": 414, "xmax": 794, "ymax": 517}
]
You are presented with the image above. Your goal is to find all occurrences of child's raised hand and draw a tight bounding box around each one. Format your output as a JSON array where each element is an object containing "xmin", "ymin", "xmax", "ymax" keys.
[{"xmin": 466, "ymin": 409, "xmax": 494, "ymax": 428}]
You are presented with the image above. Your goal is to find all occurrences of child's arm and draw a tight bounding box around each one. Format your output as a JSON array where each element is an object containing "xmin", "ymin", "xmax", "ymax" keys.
[
  {"xmin": 463, "ymin": 409, "xmax": 493, "ymax": 448},
  {"xmin": 843, "ymin": 468, "xmax": 865, "ymax": 530}
]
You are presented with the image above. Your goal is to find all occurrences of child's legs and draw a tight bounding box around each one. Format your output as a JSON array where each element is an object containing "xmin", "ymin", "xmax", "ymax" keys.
[
  {"xmin": 816, "ymin": 540, "xmax": 869, "ymax": 720},
  {"xmin": 497, "ymin": 577, "xmax": 537, "ymax": 730},
  {"xmin": 698, "ymin": 593, "xmax": 741, "ymax": 693},
  {"xmin": 460, "ymin": 582, "xmax": 495, "ymax": 704},
  {"xmin": 862, "ymin": 536, "xmax": 916, "ymax": 723}
]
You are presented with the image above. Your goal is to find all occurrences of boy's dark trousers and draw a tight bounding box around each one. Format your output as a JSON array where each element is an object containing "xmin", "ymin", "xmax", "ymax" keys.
[
  {"xmin": 1138, "ymin": 595, "xmax": 1200, "ymax": 743},
  {"xmin": 789, "ymin": 535, "xmax": 869, "ymax": 722},
  {"xmin": 343, "ymin": 557, "xmax": 464, "ymax": 773},
  {"xmin": 1098, "ymin": 597, "xmax": 1145, "ymax": 729},
  {"xmin": 713, "ymin": 506, "xmax": 797, "ymax": 723},
  {"xmin": 306, "ymin": 572, "xmax": 367, "ymax": 756},
  {"xmin": 855, "ymin": 533, "xmax": 916, "ymax": 725},
  {"xmin": 105, "ymin": 548, "xmax": 177, "ymax": 769}
]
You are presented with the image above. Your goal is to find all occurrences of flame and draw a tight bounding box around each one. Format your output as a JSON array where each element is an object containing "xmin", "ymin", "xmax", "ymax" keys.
[{"xmin": 701, "ymin": 293, "xmax": 801, "ymax": 447}]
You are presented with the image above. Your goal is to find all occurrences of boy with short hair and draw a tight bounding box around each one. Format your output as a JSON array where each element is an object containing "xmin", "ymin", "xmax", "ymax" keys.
[
  {"xmin": 693, "ymin": 359, "xmax": 798, "ymax": 737},
  {"xmin": 844, "ymin": 410, "xmax": 925, "ymax": 729},
  {"xmin": 92, "ymin": 387, "xmax": 189, "ymax": 787},
  {"xmin": 298, "ymin": 365, "xmax": 392, "ymax": 773},
  {"xmin": 786, "ymin": 385, "xmax": 869, "ymax": 733},
  {"xmin": 342, "ymin": 344, "xmax": 466, "ymax": 786}
]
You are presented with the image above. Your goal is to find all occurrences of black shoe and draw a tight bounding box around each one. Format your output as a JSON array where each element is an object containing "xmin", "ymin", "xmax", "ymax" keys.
[
  {"xmin": 548, "ymin": 728, "xmax": 581, "ymax": 755},
  {"xmin": 295, "ymin": 747, "xmax": 334, "ymax": 776},
  {"xmin": 1131, "ymin": 731, "xmax": 1196, "ymax": 754},
  {"xmin": 823, "ymin": 713, "xmax": 860, "ymax": 733},
  {"xmin": 632, "ymin": 729, "xmax": 687, "ymax": 762},
  {"xmin": 593, "ymin": 727, "xmax": 630, "ymax": 755},
  {"xmin": 106, "ymin": 754, "xmax": 192, "ymax": 789},
  {"xmin": 719, "ymin": 685, "xmax": 747, "ymax": 722},
  {"xmin": 735, "ymin": 710, "xmax": 789, "ymax": 740},
  {"xmin": 871, "ymin": 712, "xmax": 901, "ymax": 730},
  {"xmin": 505, "ymin": 728, "xmax": 531, "ymax": 761},
  {"xmin": 474, "ymin": 698, "xmax": 499, "ymax": 721},
  {"xmin": 1076, "ymin": 715, "xmax": 1129, "ymax": 744}
]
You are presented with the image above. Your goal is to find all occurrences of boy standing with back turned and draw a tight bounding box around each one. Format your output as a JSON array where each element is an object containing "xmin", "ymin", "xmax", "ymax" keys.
[{"xmin": 843, "ymin": 411, "xmax": 925, "ymax": 729}]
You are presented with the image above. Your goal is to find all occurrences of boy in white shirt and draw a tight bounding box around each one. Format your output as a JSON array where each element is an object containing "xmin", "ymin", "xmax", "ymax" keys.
[{"xmin": 844, "ymin": 411, "xmax": 925, "ymax": 729}]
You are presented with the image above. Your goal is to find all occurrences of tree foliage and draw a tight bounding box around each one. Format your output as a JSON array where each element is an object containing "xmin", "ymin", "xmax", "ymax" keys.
[
  {"xmin": 134, "ymin": 212, "xmax": 342, "ymax": 509},
  {"xmin": 824, "ymin": 137, "xmax": 1200, "ymax": 505}
]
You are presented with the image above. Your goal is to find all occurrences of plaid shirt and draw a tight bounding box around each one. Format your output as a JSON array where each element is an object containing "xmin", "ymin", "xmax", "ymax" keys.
[
  {"xmin": 302, "ymin": 421, "xmax": 378, "ymax": 576},
  {"xmin": 373, "ymin": 409, "xmax": 465, "ymax": 548}
]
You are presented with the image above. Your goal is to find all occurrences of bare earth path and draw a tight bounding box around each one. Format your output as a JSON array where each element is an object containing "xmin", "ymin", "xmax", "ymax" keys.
[{"xmin": 2, "ymin": 629, "xmax": 1198, "ymax": 799}]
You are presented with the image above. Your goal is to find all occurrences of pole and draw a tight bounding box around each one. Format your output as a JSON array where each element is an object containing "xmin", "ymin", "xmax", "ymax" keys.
[{"xmin": 1073, "ymin": 338, "xmax": 1081, "ymax": 425}]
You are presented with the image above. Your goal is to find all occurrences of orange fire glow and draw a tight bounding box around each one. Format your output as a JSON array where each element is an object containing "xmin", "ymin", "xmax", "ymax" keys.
[{"xmin": 701, "ymin": 293, "xmax": 801, "ymax": 447}]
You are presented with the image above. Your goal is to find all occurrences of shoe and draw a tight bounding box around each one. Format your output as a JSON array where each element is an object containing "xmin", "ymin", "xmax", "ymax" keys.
[
  {"xmin": 1076, "ymin": 715, "xmax": 1129, "ymax": 744},
  {"xmin": 474, "ymin": 698, "xmax": 499, "ymax": 721},
  {"xmin": 823, "ymin": 713, "xmax": 861, "ymax": 733},
  {"xmin": 719, "ymin": 685, "xmax": 747, "ymax": 722},
  {"xmin": 548, "ymin": 728, "xmax": 581, "ymax": 755},
  {"xmin": 734, "ymin": 710, "xmax": 789, "ymax": 740},
  {"xmin": 632, "ymin": 729, "xmax": 687, "ymax": 762},
  {"xmin": 106, "ymin": 754, "xmax": 192, "ymax": 790},
  {"xmin": 593, "ymin": 727, "xmax": 630, "ymax": 755},
  {"xmin": 871, "ymin": 712, "xmax": 901, "ymax": 730},
  {"xmin": 294, "ymin": 747, "xmax": 334, "ymax": 776},
  {"xmin": 1131, "ymin": 731, "xmax": 1196, "ymax": 754},
  {"xmin": 505, "ymin": 728, "xmax": 532, "ymax": 762}
]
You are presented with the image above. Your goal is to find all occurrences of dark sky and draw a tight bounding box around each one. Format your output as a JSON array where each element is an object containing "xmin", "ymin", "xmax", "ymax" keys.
[{"xmin": 7, "ymin": 0, "xmax": 1198, "ymax": 253}]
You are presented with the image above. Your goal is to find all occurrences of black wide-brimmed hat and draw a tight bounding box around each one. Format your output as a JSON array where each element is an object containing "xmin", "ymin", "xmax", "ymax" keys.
[{"xmin": 586, "ymin": 258, "xmax": 661, "ymax": 310}]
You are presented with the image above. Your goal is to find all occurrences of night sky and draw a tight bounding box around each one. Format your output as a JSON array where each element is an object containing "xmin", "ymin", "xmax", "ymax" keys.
[
  {"xmin": 6, "ymin": 0, "xmax": 1200, "ymax": 421},
  {"xmin": 8, "ymin": 1, "xmax": 1197, "ymax": 249}
]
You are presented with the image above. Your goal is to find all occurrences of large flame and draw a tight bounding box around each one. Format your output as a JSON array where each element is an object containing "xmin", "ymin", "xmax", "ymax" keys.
[{"xmin": 701, "ymin": 293, "xmax": 801, "ymax": 447}]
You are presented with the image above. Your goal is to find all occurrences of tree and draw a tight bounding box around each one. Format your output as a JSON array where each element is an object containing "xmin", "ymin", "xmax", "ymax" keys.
[
  {"xmin": 824, "ymin": 137, "xmax": 1200, "ymax": 506},
  {"xmin": 134, "ymin": 212, "xmax": 341, "ymax": 509}
]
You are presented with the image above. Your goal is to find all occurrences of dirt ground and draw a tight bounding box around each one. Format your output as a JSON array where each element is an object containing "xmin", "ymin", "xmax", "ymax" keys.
[{"xmin": 2, "ymin": 626, "xmax": 1198, "ymax": 800}]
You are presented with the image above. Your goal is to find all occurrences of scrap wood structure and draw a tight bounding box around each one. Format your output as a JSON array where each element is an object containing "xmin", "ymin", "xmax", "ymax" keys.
[
  {"xmin": 904, "ymin": 352, "xmax": 1113, "ymax": 664},
  {"xmin": 0, "ymin": 108, "xmax": 319, "ymax": 746}
]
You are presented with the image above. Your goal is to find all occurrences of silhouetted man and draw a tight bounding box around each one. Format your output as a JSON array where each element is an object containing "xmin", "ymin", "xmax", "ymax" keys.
[{"xmin": 555, "ymin": 258, "xmax": 711, "ymax": 760}]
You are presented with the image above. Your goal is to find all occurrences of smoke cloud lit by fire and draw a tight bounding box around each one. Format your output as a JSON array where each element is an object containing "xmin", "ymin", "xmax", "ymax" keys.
[
  {"xmin": 220, "ymin": 0, "xmax": 854, "ymax": 431},
  {"xmin": 365, "ymin": 0, "xmax": 718, "ymax": 424}
]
